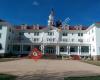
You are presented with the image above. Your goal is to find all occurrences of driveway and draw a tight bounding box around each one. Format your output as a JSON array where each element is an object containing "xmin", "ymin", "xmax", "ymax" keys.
[{"xmin": 0, "ymin": 59, "xmax": 100, "ymax": 80}]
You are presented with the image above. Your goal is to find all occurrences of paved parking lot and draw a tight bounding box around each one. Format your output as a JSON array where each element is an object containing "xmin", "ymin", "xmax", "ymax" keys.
[{"xmin": 0, "ymin": 59, "xmax": 100, "ymax": 80}]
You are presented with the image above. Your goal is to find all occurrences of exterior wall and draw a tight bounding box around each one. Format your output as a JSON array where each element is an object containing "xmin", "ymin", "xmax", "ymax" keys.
[
  {"xmin": 86, "ymin": 23, "xmax": 100, "ymax": 60},
  {"xmin": 1, "ymin": 21, "xmax": 100, "ymax": 60},
  {"xmin": 9, "ymin": 27, "xmax": 91, "ymax": 57},
  {"xmin": 0, "ymin": 26, "xmax": 8, "ymax": 55},
  {"xmin": 86, "ymin": 25, "xmax": 97, "ymax": 56},
  {"xmin": 95, "ymin": 26, "xmax": 100, "ymax": 56}
]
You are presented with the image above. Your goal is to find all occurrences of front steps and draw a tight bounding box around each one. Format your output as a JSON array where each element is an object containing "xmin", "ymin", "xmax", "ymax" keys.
[
  {"xmin": 42, "ymin": 54, "xmax": 57, "ymax": 59},
  {"xmin": 42, "ymin": 54, "xmax": 81, "ymax": 60}
]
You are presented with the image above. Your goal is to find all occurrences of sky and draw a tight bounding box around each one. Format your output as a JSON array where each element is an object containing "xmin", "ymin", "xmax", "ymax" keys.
[{"xmin": 0, "ymin": 0, "xmax": 100, "ymax": 26}]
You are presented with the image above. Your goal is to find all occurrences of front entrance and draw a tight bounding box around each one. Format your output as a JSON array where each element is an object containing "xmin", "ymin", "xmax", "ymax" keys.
[
  {"xmin": 44, "ymin": 46, "xmax": 56, "ymax": 54},
  {"xmin": 34, "ymin": 45, "xmax": 41, "ymax": 51}
]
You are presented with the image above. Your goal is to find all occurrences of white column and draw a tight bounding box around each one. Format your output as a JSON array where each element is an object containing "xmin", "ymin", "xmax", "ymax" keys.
[
  {"xmin": 56, "ymin": 45, "xmax": 59, "ymax": 55},
  {"xmin": 68, "ymin": 46, "xmax": 70, "ymax": 55},
  {"xmin": 58, "ymin": 45, "xmax": 59, "ymax": 55},
  {"xmin": 79, "ymin": 46, "xmax": 81, "ymax": 55},
  {"xmin": 67, "ymin": 46, "xmax": 69, "ymax": 55},
  {"xmin": 41, "ymin": 45, "xmax": 44, "ymax": 54},
  {"xmin": 89, "ymin": 46, "xmax": 91, "ymax": 55},
  {"xmin": 21, "ymin": 45, "xmax": 23, "ymax": 54},
  {"xmin": 78, "ymin": 46, "xmax": 79, "ymax": 55}
]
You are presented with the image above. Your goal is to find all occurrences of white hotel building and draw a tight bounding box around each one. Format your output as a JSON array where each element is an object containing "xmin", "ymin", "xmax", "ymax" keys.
[{"xmin": 0, "ymin": 10, "xmax": 100, "ymax": 60}]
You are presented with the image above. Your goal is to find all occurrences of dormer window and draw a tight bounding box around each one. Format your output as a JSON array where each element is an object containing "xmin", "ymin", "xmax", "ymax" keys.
[
  {"xmin": 63, "ymin": 32, "xmax": 67, "ymax": 36},
  {"xmin": 78, "ymin": 33, "xmax": 83, "ymax": 36}
]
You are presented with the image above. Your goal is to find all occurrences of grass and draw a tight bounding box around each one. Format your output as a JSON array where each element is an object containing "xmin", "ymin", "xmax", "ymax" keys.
[
  {"xmin": 82, "ymin": 60, "xmax": 100, "ymax": 66},
  {"xmin": 65, "ymin": 60, "xmax": 100, "ymax": 80},
  {"xmin": 0, "ymin": 74, "xmax": 16, "ymax": 80},
  {"xmin": 64, "ymin": 76, "xmax": 100, "ymax": 80},
  {"xmin": 0, "ymin": 58, "xmax": 20, "ymax": 62}
]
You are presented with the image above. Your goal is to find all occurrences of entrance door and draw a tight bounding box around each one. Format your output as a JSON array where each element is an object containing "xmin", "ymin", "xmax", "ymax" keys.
[
  {"xmin": 34, "ymin": 45, "xmax": 41, "ymax": 51},
  {"xmin": 44, "ymin": 46, "xmax": 56, "ymax": 54}
]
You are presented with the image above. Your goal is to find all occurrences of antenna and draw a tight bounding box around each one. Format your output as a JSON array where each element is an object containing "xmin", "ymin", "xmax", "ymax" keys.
[
  {"xmin": 62, "ymin": 17, "xmax": 70, "ymax": 27},
  {"xmin": 51, "ymin": 8, "xmax": 55, "ymax": 16}
]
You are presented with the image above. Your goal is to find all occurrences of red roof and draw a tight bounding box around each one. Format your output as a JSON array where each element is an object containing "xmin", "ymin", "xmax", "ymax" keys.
[
  {"xmin": 15, "ymin": 25, "xmax": 88, "ymax": 30},
  {"xmin": 67, "ymin": 26, "xmax": 88, "ymax": 30},
  {"xmin": 15, "ymin": 26, "xmax": 47, "ymax": 30}
]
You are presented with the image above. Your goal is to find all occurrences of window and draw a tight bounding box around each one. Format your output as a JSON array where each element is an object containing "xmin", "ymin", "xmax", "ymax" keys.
[
  {"xmin": 44, "ymin": 46, "xmax": 56, "ymax": 54},
  {"xmin": 34, "ymin": 32, "xmax": 39, "ymax": 36},
  {"xmin": 63, "ymin": 32, "xmax": 67, "ymax": 36},
  {"xmin": 70, "ymin": 46, "xmax": 78, "ymax": 52},
  {"xmin": 0, "ymin": 43, "xmax": 2, "ymax": 50},
  {"xmin": 92, "ymin": 37, "xmax": 94, "ymax": 41},
  {"xmin": 81, "ymin": 33, "xmax": 83, "ymax": 36},
  {"xmin": 72, "ymin": 38, "xmax": 74, "ymax": 42},
  {"xmin": 23, "ymin": 45, "xmax": 31, "ymax": 51},
  {"xmin": 47, "ymin": 38, "xmax": 55, "ymax": 42},
  {"xmin": 0, "ymin": 33, "xmax": 1, "ymax": 38},
  {"xmin": 81, "ymin": 46, "xmax": 89, "ymax": 52},
  {"xmin": 53, "ymin": 38, "xmax": 55, "ymax": 42},
  {"xmin": 28, "ymin": 32, "xmax": 30, "ymax": 34},
  {"xmin": 78, "ymin": 33, "xmax": 80, "ymax": 36},
  {"xmin": 0, "ymin": 25, "xmax": 2, "ymax": 29},
  {"xmin": 48, "ymin": 32, "xmax": 54, "ymax": 36},
  {"xmin": 19, "ymin": 32, "xmax": 24, "ymax": 36},
  {"xmin": 34, "ymin": 38, "xmax": 39, "ymax": 42},
  {"xmin": 63, "ymin": 39, "xmax": 67, "ymax": 42},
  {"xmin": 60, "ymin": 46, "xmax": 67, "ymax": 52},
  {"xmin": 92, "ymin": 29, "xmax": 94, "ymax": 33},
  {"xmin": 78, "ymin": 39, "xmax": 83, "ymax": 42},
  {"xmin": 78, "ymin": 33, "xmax": 83, "ymax": 36},
  {"xmin": 13, "ymin": 45, "xmax": 20, "ymax": 51},
  {"xmin": 93, "ymin": 49, "xmax": 95, "ymax": 52},
  {"xmin": 60, "ymin": 47, "xmax": 64, "ymax": 52},
  {"xmin": 47, "ymin": 38, "xmax": 49, "ymax": 41},
  {"xmin": 7, "ymin": 45, "xmax": 10, "ymax": 51},
  {"xmin": 49, "ymin": 38, "xmax": 52, "ymax": 41},
  {"xmin": 8, "ymin": 36, "xmax": 10, "ymax": 40}
]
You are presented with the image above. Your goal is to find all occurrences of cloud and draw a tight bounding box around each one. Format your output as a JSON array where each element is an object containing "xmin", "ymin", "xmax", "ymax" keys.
[{"xmin": 32, "ymin": 1, "xmax": 39, "ymax": 6}]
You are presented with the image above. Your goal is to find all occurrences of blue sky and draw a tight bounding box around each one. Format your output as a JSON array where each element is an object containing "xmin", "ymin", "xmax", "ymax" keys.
[{"xmin": 0, "ymin": 0, "xmax": 100, "ymax": 26}]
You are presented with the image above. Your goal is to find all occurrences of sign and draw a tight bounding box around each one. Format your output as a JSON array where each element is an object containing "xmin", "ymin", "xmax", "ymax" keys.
[{"xmin": 29, "ymin": 48, "xmax": 42, "ymax": 61}]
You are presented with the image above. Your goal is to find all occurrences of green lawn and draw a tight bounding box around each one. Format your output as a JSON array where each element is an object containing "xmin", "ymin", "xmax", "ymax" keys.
[
  {"xmin": 64, "ymin": 76, "xmax": 100, "ymax": 80},
  {"xmin": 0, "ymin": 74, "xmax": 16, "ymax": 80},
  {"xmin": 82, "ymin": 60, "xmax": 100, "ymax": 66}
]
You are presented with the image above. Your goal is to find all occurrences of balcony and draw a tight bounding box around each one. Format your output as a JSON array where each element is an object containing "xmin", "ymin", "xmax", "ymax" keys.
[{"xmin": 59, "ymin": 39, "xmax": 89, "ymax": 44}]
